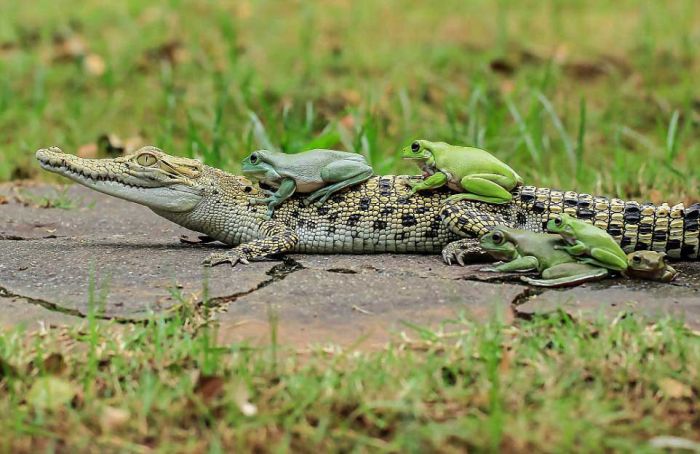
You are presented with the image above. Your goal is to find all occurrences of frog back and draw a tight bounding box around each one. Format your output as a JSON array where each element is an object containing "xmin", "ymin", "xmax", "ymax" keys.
[
  {"xmin": 504, "ymin": 229, "xmax": 577, "ymax": 271},
  {"xmin": 434, "ymin": 147, "xmax": 520, "ymax": 180},
  {"xmin": 269, "ymin": 149, "xmax": 366, "ymax": 181}
]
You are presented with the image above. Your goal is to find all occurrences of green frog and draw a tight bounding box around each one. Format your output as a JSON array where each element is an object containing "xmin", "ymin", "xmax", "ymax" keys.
[
  {"xmin": 546, "ymin": 213, "xmax": 628, "ymax": 272},
  {"xmin": 480, "ymin": 227, "xmax": 609, "ymax": 287},
  {"xmin": 242, "ymin": 149, "xmax": 373, "ymax": 216},
  {"xmin": 401, "ymin": 140, "xmax": 523, "ymax": 204}
]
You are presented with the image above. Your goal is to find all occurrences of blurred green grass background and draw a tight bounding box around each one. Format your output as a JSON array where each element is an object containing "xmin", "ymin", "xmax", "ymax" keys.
[{"xmin": 1, "ymin": 0, "xmax": 699, "ymax": 202}]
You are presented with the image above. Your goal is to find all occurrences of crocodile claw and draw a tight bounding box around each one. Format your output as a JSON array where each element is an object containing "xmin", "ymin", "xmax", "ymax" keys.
[
  {"xmin": 441, "ymin": 239, "xmax": 492, "ymax": 267},
  {"xmin": 202, "ymin": 250, "xmax": 250, "ymax": 267}
]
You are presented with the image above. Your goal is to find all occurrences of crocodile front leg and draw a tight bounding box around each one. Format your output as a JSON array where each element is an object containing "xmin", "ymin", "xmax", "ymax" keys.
[
  {"xmin": 202, "ymin": 220, "xmax": 299, "ymax": 267},
  {"xmin": 440, "ymin": 199, "xmax": 512, "ymax": 265}
]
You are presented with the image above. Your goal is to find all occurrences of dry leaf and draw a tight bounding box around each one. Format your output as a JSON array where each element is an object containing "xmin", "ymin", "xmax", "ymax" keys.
[
  {"xmin": 195, "ymin": 374, "xmax": 226, "ymax": 403},
  {"xmin": 339, "ymin": 115, "xmax": 355, "ymax": 130},
  {"xmin": 100, "ymin": 406, "xmax": 130, "ymax": 432},
  {"xmin": 27, "ymin": 376, "xmax": 76, "ymax": 410},
  {"xmin": 53, "ymin": 34, "xmax": 87, "ymax": 62},
  {"xmin": 42, "ymin": 352, "xmax": 66, "ymax": 375},
  {"xmin": 490, "ymin": 58, "xmax": 516, "ymax": 76},
  {"xmin": 142, "ymin": 40, "xmax": 188, "ymax": 68},
  {"xmin": 84, "ymin": 53, "xmax": 106, "ymax": 76},
  {"xmin": 0, "ymin": 195, "xmax": 8, "ymax": 205},
  {"xmin": 340, "ymin": 89, "xmax": 361, "ymax": 105},
  {"xmin": 658, "ymin": 377, "xmax": 693, "ymax": 399}
]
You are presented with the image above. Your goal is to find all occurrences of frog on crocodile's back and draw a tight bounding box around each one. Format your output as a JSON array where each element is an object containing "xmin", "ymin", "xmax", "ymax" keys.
[
  {"xmin": 480, "ymin": 227, "xmax": 609, "ymax": 287},
  {"xmin": 242, "ymin": 149, "xmax": 373, "ymax": 216},
  {"xmin": 401, "ymin": 140, "xmax": 523, "ymax": 204},
  {"xmin": 546, "ymin": 213, "xmax": 628, "ymax": 272}
]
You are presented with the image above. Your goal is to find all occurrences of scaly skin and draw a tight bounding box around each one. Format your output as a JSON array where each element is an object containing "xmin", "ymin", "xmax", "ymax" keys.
[
  {"xmin": 401, "ymin": 140, "xmax": 523, "ymax": 204},
  {"xmin": 241, "ymin": 149, "xmax": 373, "ymax": 216},
  {"xmin": 479, "ymin": 227, "xmax": 608, "ymax": 287},
  {"xmin": 35, "ymin": 146, "xmax": 700, "ymax": 266}
]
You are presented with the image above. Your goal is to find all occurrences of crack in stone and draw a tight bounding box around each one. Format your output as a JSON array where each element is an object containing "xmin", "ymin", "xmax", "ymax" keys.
[
  {"xmin": 0, "ymin": 285, "xmax": 91, "ymax": 320},
  {"xmin": 0, "ymin": 258, "xmax": 307, "ymax": 325},
  {"xmin": 208, "ymin": 257, "xmax": 305, "ymax": 307},
  {"xmin": 0, "ymin": 234, "xmax": 58, "ymax": 240},
  {"xmin": 326, "ymin": 268, "xmax": 359, "ymax": 274}
]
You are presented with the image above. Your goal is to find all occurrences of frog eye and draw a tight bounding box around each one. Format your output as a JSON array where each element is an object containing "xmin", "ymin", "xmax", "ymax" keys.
[
  {"xmin": 249, "ymin": 153, "xmax": 259, "ymax": 164},
  {"xmin": 491, "ymin": 231, "xmax": 504, "ymax": 244},
  {"xmin": 136, "ymin": 153, "xmax": 158, "ymax": 166},
  {"xmin": 553, "ymin": 217, "xmax": 562, "ymax": 227},
  {"xmin": 411, "ymin": 141, "xmax": 420, "ymax": 152},
  {"xmin": 632, "ymin": 255, "xmax": 642, "ymax": 264}
]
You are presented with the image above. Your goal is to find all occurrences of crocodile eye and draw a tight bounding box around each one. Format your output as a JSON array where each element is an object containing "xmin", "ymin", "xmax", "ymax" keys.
[
  {"xmin": 411, "ymin": 141, "xmax": 420, "ymax": 152},
  {"xmin": 250, "ymin": 153, "xmax": 259, "ymax": 164},
  {"xmin": 491, "ymin": 231, "xmax": 504, "ymax": 244},
  {"xmin": 136, "ymin": 153, "xmax": 157, "ymax": 166}
]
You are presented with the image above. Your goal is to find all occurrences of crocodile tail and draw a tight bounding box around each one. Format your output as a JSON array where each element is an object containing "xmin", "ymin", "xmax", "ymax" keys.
[{"xmin": 514, "ymin": 186, "xmax": 700, "ymax": 259}]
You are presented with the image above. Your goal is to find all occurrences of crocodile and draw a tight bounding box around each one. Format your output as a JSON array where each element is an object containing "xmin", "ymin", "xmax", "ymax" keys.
[{"xmin": 35, "ymin": 146, "xmax": 700, "ymax": 266}]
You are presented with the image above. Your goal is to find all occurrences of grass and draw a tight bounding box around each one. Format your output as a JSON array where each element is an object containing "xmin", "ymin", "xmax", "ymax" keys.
[
  {"xmin": 2, "ymin": 0, "xmax": 700, "ymax": 451},
  {"xmin": 0, "ymin": 0, "xmax": 699, "ymax": 202},
  {"xmin": 1, "ymin": 312, "xmax": 699, "ymax": 452}
]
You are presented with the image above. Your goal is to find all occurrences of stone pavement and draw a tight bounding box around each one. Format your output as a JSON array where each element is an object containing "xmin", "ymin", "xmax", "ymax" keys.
[{"xmin": 1, "ymin": 184, "xmax": 699, "ymax": 347}]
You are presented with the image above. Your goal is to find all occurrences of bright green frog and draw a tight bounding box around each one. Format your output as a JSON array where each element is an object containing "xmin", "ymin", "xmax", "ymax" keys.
[
  {"xmin": 480, "ymin": 227, "xmax": 609, "ymax": 287},
  {"xmin": 546, "ymin": 213, "xmax": 628, "ymax": 271},
  {"xmin": 242, "ymin": 149, "xmax": 373, "ymax": 216},
  {"xmin": 624, "ymin": 251, "xmax": 678, "ymax": 282},
  {"xmin": 401, "ymin": 140, "xmax": 523, "ymax": 204}
]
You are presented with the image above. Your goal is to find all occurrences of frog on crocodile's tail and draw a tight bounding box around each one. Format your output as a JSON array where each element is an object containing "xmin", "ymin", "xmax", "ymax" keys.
[
  {"xmin": 35, "ymin": 146, "xmax": 700, "ymax": 267},
  {"xmin": 401, "ymin": 139, "xmax": 523, "ymax": 204}
]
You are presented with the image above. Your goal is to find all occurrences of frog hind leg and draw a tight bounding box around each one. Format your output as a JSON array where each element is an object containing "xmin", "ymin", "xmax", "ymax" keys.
[
  {"xmin": 579, "ymin": 247, "xmax": 628, "ymax": 271},
  {"xmin": 305, "ymin": 162, "xmax": 373, "ymax": 205},
  {"xmin": 522, "ymin": 263, "xmax": 608, "ymax": 287},
  {"xmin": 446, "ymin": 174, "xmax": 515, "ymax": 205},
  {"xmin": 483, "ymin": 255, "xmax": 539, "ymax": 273}
]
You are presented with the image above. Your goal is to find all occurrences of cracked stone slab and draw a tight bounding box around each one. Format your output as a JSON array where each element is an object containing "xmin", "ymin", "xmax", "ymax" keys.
[
  {"xmin": 516, "ymin": 279, "xmax": 700, "ymax": 329},
  {"xmin": 0, "ymin": 238, "xmax": 278, "ymax": 319},
  {"xmin": 216, "ymin": 269, "xmax": 524, "ymax": 348},
  {"xmin": 0, "ymin": 183, "xmax": 193, "ymax": 240},
  {"xmin": 0, "ymin": 184, "xmax": 278, "ymax": 319},
  {"xmin": 0, "ymin": 296, "xmax": 84, "ymax": 330},
  {"xmin": 292, "ymin": 254, "xmax": 522, "ymax": 283}
]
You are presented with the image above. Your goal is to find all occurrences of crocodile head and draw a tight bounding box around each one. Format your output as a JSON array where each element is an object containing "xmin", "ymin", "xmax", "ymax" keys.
[{"xmin": 36, "ymin": 146, "xmax": 209, "ymax": 212}]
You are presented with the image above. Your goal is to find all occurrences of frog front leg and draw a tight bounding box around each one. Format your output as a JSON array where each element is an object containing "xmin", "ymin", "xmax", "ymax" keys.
[
  {"xmin": 447, "ymin": 174, "xmax": 516, "ymax": 204},
  {"xmin": 554, "ymin": 240, "xmax": 588, "ymax": 256},
  {"xmin": 305, "ymin": 160, "xmax": 373, "ymax": 205},
  {"xmin": 249, "ymin": 178, "xmax": 296, "ymax": 217},
  {"xmin": 408, "ymin": 172, "xmax": 448, "ymax": 195}
]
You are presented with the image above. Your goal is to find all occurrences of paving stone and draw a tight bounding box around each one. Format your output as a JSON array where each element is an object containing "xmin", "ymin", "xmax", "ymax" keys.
[
  {"xmin": 0, "ymin": 296, "xmax": 84, "ymax": 330},
  {"xmin": 2, "ymin": 183, "xmax": 700, "ymax": 343},
  {"xmin": 516, "ymin": 280, "xmax": 700, "ymax": 329},
  {"xmin": 216, "ymin": 268, "xmax": 525, "ymax": 348}
]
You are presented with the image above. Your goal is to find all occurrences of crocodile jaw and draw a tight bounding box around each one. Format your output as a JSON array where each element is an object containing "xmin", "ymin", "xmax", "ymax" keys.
[{"xmin": 36, "ymin": 147, "xmax": 203, "ymax": 212}]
